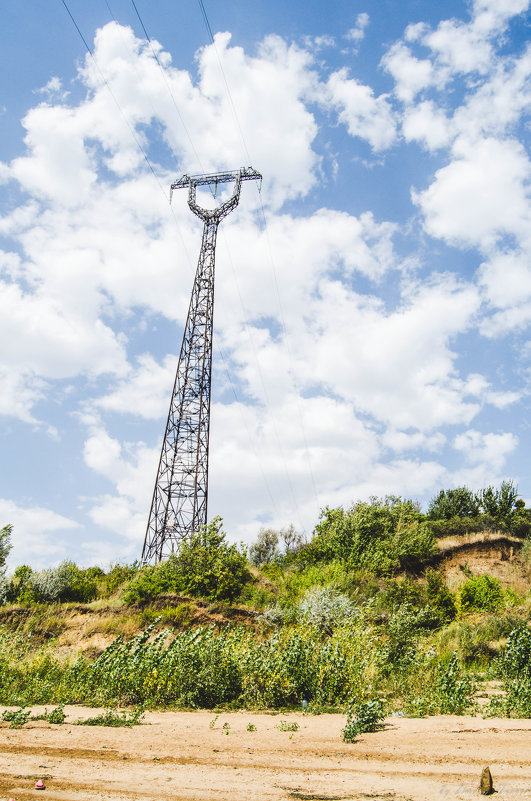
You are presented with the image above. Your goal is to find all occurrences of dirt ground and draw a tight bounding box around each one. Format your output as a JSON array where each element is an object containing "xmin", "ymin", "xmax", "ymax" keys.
[{"xmin": 1, "ymin": 709, "xmax": 531, "ymax": 801}]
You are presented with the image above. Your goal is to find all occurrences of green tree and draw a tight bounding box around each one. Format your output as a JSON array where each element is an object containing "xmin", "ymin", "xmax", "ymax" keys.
[
  {"xmin": 427, "ymin": 487, "xmax": 479, "ymax": 520},
  {"xmin": 477, "ymin": 480, "xmax": 519, "ymax": 520},
  {"xmin": 0, "ymin": 524, "xmax": 12, "ymax": 569},
  {"xmin": 176, "ymin": 517, "xmax": 251, "ymax": 601},
  {"xmin": 248, "ymin": 528, "xmax": 279, "ymax": 566},
  {"xmin": 312, "ymin": 497, "xmax": 435, "ymax": 574}
]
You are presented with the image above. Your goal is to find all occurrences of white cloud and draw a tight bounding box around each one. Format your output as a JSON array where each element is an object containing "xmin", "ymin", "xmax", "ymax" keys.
[
  {"xmin": 453, "ymin": 428, "xmax": 519, "ymax": 471},
  {"xmin": 479, "ymin": 251, "xmax": 531, "ymax": 309},
  {"xmin": 413, "ymin": 137, "xmax": 531, "ymax": 250},
  {"xmin": 382, "ymin": 43, "xmax": 439, "ymax": 103},
  {"xmin": 95, "ymin": 353, "xmax": 176, "ymax": 419},
  {"xmin": 326, "ymin": 68, "xmax": 397, "ymax": 151},
  {"xmin": 346, "ymin": 13, "xmax": 369, "ymax": 43},
  {"xmin": 402, "ymin": 100, "xmax": 452, "ymax": 150},
  {"xmin": 307, "ymin": 276, "xmax": 482, "ymax": 431},
  {"xmin": 423, "ymin": 18, "xmax": 493, "ymax": 75},
  {"xmin": 0, "ymin": 499, "xmax": 81, "ymax": 570},
  {"xmin": 83, "ymin": 426, "xmax": 158, "ymax": 545}
]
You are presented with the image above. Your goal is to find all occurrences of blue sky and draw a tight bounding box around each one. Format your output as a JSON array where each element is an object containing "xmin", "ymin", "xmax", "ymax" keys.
[{"xmin": 1, "ymin": 0, "xmax": 530, "ymax": 568}]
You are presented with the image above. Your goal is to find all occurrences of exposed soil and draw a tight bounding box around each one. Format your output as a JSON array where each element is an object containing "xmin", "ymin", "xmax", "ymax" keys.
[{"xmin": 0, "ymin": 709, "xmax": 530, "ymax": 801}]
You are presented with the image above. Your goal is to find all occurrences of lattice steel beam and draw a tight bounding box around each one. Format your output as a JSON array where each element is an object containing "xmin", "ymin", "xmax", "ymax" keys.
[{"xmin": 142, "ymin": 167, "xmax": 261, "ymax": 563}]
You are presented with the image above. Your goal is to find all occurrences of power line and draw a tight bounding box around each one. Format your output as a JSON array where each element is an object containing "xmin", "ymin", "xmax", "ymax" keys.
[
  {"xmin": 196, "ymin": 0, "xmax": 253, "ymax": 166},
  {"xmin": 196, "ymin": 0, "xmax": 321, "ymax": 517}
]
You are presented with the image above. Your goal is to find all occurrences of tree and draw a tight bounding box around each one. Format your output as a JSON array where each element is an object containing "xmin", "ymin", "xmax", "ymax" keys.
[
  {"xmin": 248, "ymin": 528, "xmax": 279, "ymax": 566},
  {"xmin": 280, "ymin": 524, "xmax": 304, "ymax": 553},
  {"xmin": 174, "ymin": 517, "xmax": 251, "ymax": 601},
  {"xmin": 477, "ymin": 480, "xmax": 519, "ymax": 520},
  {"xmin": 0, "ymin": 524, "xmax": 12, "ymax": 570},
  {"xmin": 427, "ymin": 487, "xmax": 480, "ymax": 520},
  {"xmin": 312, "ymin": 497, "xmax": 435, "ymax": 574}
]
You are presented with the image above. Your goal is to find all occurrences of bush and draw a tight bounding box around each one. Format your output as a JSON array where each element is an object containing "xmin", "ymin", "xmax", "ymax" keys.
[
  {"xmin": 486, "ymin": 627, "xmax": 531, "ymax": 717},
  {"xmin": 31, "ymin": 569, "xmax": 67, "ymax": 602},
  {"xmin": 312, "ymin": 497, "xmax": 435, "ymax": 574},
  {"xmin": 123, "ymin": 518, "xmax": 251, "ymax": 604},
  {"xmin": 0, "ymin": 525, "xmax": 12, "ymax": 570},
  {"xmin": 175, "ymin": 517, "xmax": 250, "ymax": 601},
  {"xmin": 427, "ymin": 515, "xmax": 508, "ymax": 538},
  {"xmin": 437, "ymin": 652, "xmax": 475, "ymax": 713},
  {"xmin": 103, "ymin": 563, "xmax": 139, "ymax": 596},
  {"xmin": 425, "ymin": 570, "xmax": 456, "ymax": 624},
  {"xmin": 342, "ymin": 698, "xmax": 386, "ymax": 742},
  {"xmin": 457, "ymin": 574, "xmax": 504, "ymax": 615},
  {"xmin": 0, "ymin": 572, "xmax": 9, "ymax": 605},
  {"xmin": 297, "ymin": 586, "xmax": 357, "ymax": 632}
]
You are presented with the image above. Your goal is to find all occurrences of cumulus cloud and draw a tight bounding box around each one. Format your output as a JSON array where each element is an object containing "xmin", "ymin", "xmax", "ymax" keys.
[
  {"xmin": 346, "ymin": 13, "xmax": 370, "ymax": 45},
  {"xmin": 0, "ymin": 499, "xmax": 81, "ymax": 570},
  {"xmin": 325, "ymin": 69, "xmax": 397, "ymax": 151},
  {"xmin": 453, "ymin": 428, "xmax": 519, "ymax": 472},
  {"xmin": 413, "ymin": 138, "xmax": 531, "ymax": 250}
]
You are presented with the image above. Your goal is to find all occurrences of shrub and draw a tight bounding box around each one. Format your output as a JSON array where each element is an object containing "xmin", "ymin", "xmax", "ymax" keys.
[
  {"xmin": 54, "ymin": 562, "xmax": 99, "ymax": 603},
  {"xmin": 437, "ymin": 652, "xmax": 475, "ymax": 713},
  {"xmin": 425, "ymin": 570, "xmax": 456, "ymax": 624},
  {"xmin": 342, "ymin": 698, "xmax": 386, "ymax": 742},
  {"xmin": 312, "ymin": 498, "xmax": 435, "ymax": 574},
  {"xmin": 486, "ymin": 626, "xmax": 531, "ymax": 717},
  {"xmin": 298, "ymin": 586, "xmax": 357, "ymax": 632},
  {"xmin": 175, "ymin": 517, "xmax": 250, "ymax": 601},
  {"xmin": 31, "ymin": 569, "xmax": 67, "ymax": 602},
  {"xmin": 0, "ymin": 572, "xmax": 9, "ymax": 605},
  {"xmin": 103, "ymin": 563, "xmax": 139, "ymax": 596},
  {"xmin": 457, "ymin": 574, "xmax": 504, "ymax": 615},
  {"xmin": 123, "ymin": 518, "xmax": 250, "ymax": 604},
  {"xmin": 122, "ymin": 564, "xmax": 171, "ymax": 605},
  {"xmin": 501, "ymin": 625, "xmax": 531, "ymax": 680}
]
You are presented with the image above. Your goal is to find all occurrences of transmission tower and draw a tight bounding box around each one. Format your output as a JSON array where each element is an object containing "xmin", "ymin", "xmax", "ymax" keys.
[{"xmin": 142, "ymin": 167, "xmax": 262, "ymax": 563}]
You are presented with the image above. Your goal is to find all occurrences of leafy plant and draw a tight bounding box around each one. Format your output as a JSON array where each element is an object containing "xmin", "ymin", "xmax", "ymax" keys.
[
  {"xmin": 47, "ymin": 704, "xmax": 66, "ymax": 724},
  {"xmin": 437, "ymin": 652, "xmax": 475, "ymax": 714},
  {"xmin": 457, "ymin": 574, "xmax": 504, "ymax": 615},
  {"xmin": 312, "ymin": 498, "xmax": 435, "ymax": 574},
  {"xmin": 342, "ymin": 698, "xmax": 385, "ymax": 742},
  {"xmin": 2, "ymin": 706, "xmax": 31, "ymax": 728},
  {"xmin": 277, "ymin": 720, "xmax": 299, "ymax": 731},
  {"xmin": 425, "ymin": 570, "xmax": 456, "ymax": 624},
  {"xmin": 0, "ymin": 524, "xmax": 12, "ymax": 570},
  {"xmin": 297, "ymin": 586, "xmax": 357, "ymax": 632},
  {"xmin": 123, "ymin": 517, "xmax": 250, "ymax": 604},
  {"xmin": 77, "ymin": 706, "xmax": 144, "ymax": 727}
]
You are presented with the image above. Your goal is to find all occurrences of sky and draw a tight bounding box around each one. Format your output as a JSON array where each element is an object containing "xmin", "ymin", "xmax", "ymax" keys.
[{"xmin": 1, "ymin": 0, "xmax": 530, "ymax": 569}]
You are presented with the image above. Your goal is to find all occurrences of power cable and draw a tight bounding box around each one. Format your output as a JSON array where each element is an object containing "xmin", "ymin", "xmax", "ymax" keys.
[
  {"xmin": 196, "ymin": 0, "xmax": 253, "ymax": 166},
  {"xmin": 196, "ymin": 0, "xmax": 321, "ymax": 519}
]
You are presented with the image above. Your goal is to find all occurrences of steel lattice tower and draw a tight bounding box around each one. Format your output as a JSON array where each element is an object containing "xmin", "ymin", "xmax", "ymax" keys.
[{"xmin": 142, "ymin": 167, "xmax": 261, "ymax": 563}]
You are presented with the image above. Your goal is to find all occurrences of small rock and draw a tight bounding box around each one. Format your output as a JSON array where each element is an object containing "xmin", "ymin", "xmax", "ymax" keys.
[{"xmin": 479, "ymin": 766, "xmax": 494, "ymax": 795}]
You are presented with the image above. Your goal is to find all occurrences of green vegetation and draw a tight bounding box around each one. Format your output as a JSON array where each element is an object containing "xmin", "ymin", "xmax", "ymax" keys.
[
  {"xmin": 342, "ymin": 698, "xmax": 386, "ymax": 742},
  {"xmin": 0, "ymin": 482, "xmax": 529, "ymax": 721}
]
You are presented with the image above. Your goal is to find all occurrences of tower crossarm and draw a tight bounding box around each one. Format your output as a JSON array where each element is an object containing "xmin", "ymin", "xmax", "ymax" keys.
[{"xmin": 171, "ymin": 167, "xmax": 261, "ymax": 191}]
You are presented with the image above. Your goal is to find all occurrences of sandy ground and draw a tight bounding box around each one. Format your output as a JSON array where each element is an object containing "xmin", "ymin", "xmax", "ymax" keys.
[{"xmin": 0, "ymin": 708, "xmax": 530, "ymax": 801}]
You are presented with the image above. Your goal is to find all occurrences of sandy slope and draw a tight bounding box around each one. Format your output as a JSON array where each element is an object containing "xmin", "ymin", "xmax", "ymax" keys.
[{"xmin": 0, "ymin": 709, "xmax": 530, "ymax": 801}]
